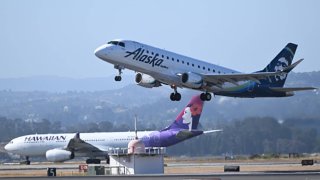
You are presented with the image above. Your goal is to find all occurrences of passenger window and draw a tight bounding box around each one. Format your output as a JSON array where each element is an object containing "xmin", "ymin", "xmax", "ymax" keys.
[
  {"xmin": 177, "ymin": 59, "xmax": 179, "ymax": 62},
  {"xmin": 187, "ymin": 62, "xmax": 189, "ymax": 65},
  {"xmin": 172, "ymin": 58, "xmax": 174, "ymax": 61},
  {"xmin": 167, "ymin": 56, "xmax": 169, "ymax": 59},
  {"xmin": 203, "ymin": 67, "xmax": 205, "ymax": 70},
  {"xmin": 162, "ymin": 55, "xmax": 164, "ymax": 58},
  {"xmin": 208, "ymin": 68, "xmax": 210, "ymax": 71},
  {"xmin": 192, "ymin": 64, "xmax": 194, "ymax": 67},
  {"xmin": 198, "ymin": 65, "xmax": 200, "ymax": 68},
  {"xmin": 182, "ymin": 61, "xmax": 184, "ymax": 64},
  {"xmin": 151, "ymin": 52, "xmax": 154, "ymax": 55},
  {"xmin": 213, "ymin": 69, "xmax": 215, "ymax": 72},
  {"xmin": 146, "ymin": 50, "xmax": 149, "ymax": 53}
]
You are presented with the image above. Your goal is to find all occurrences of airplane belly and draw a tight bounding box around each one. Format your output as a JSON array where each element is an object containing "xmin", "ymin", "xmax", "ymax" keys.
[
  {"xmin": 19, "ymin": 144, "xmax": 49, "ymax": 156},
  {"xmin": 75, "ymin": 152, "xmax": 106, "ymax": 158},
  {"xmin": 206, "ymin": 81, "xmax": 248, "ymax": 93}
]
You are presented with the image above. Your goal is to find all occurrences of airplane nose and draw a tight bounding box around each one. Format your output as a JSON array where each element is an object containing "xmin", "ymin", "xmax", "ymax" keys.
[
  {"xmin": 94, "ymin": 44, "xmax": 108, "ymax": 58},
  {"xmin": 4, "ymin": 144, "xmax": 10, "ymax": 151}
]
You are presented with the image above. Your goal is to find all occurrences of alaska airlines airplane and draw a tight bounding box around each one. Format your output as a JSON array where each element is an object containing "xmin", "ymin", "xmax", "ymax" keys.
[
  {"xmin": 5, "ymin": 94, "xmax": 220, "ymax": 165},
  {"xmin": 95, "ymin": 40, "xmax": 316, "ymax": 101}
]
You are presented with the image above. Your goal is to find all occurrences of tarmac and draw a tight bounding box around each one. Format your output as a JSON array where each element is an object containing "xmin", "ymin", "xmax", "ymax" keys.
[
  {"xmin": 0, "ymin": 160, "xmax": 319, "ymax": 180},
  {"xmin": 0, "ymin": 173, "xmax": 320, "ymax": 180}
]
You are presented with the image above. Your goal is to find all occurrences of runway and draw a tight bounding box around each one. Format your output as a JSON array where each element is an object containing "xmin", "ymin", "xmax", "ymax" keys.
[
  {"xmin": 0, "ymin": 160, "xmax": 319, "ymax": 180},
  {"xmin": 0, "ymin": 172, "xmax": 320, "ymax": 180}
]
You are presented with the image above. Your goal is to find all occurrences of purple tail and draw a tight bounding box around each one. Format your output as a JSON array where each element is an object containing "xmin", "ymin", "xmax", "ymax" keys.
[
  {"xmin": 165, "ymin": 94, "xmax": 204, "ymax": 131},
  {"xmin": 143, "ymin": 94, "xmax": 205, "ymax": 147}
]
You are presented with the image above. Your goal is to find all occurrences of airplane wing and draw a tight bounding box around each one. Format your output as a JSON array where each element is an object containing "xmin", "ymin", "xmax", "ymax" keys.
[
  {"xmin": 65, "ymin": 133, "xmax": 109, "ymax": 153},
  {"xmin": 203, "ymin": 129, "xmax": 223, "ymax": 134},
  {"xmin": 175, "ymin": 129, "xmax": 222, "ymax": 139},
  {"xmin": 203, "ymin": 71, "xmax": 284, "ymax": 85},
  {"xmin": 270, "ymin": 87, "xmax": 317, "ymax": 92},
  {"xmin": 202, "ymin": 59, "xmax": 303, "ymax": 86}
]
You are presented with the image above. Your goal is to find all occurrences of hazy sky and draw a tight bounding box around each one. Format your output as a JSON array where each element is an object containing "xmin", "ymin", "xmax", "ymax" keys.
[{"xmin": 0, "ymin": 0, "xmax": 319, "ymax": 78}]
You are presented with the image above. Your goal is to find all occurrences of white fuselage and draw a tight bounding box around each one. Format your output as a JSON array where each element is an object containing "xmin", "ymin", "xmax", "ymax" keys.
[
  {"xmin": 5, "ymin": 131, "xmax": 154, "ymax": 157},
  {"xmin": 95, "ymin": 40, "xmax": 241, "ymax": 91},
  {"xmin": 95, "ymin": 40, "xmax": 313, "ymax": 99}
]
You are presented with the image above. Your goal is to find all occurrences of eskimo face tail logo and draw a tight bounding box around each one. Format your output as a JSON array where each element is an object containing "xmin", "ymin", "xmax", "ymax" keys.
[{"xmin": 274, "ymin": 57, "xmax": 289, "ymax": 81}]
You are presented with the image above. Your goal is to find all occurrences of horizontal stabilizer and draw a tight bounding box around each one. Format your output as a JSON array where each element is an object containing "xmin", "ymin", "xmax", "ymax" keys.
[
  {"xmin": 204, "ymin": 129, "xmax": 223, "ymax": 134},
  {"xmin": 270, "ymin": 87, "xmax": 317, "ymax": 92},
  {"xmin": 176, "ymin": 130, "xmax": 197, "ymax": 139},
  {"xmin": 176, "ymin": 129, "xmax": 222, "ymax": 139},
  {"xmin": 282, "ymin": 59, "xmax": 304, "ymax": 73}
]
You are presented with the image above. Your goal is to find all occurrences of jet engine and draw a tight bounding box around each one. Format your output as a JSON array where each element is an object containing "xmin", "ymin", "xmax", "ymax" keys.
[
  {"xmin": 46, "ymin": 149, "xmax": 74, "ymax": 162},
  {"xmin": 181, "ymin": 72, "xmax": 203, "ymax": 88},
  {"xmin": 135, "ymin": 73, "xmax": 161, "ymax": 88}
]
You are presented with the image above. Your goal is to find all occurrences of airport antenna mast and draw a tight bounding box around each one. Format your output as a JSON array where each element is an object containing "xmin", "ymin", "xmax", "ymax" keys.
[{"xmin": 134, "ymin": 114, "xmax": 138, "ymax": 140}]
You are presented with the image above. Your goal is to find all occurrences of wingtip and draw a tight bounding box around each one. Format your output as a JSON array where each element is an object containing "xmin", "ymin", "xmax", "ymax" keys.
[
  {"xmin": 296, "ymin": 58, "xmax": 304, "ymax": 63},
  {"xmin": 203, "ymin": 129, "xmax": 223, "ymax": 134}
]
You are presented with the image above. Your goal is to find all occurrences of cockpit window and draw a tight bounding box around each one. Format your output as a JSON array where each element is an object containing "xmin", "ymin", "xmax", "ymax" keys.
[
  {"xmin": 118, "ymin": 42, "xmax": 125, "ymax": 47},
  {"xmin": 107, "ymin": 41, "xmax": 118, "ymax": 45},
  {"xmin": 107, "ymin": 41, "xmax": 125, "ymax": 47}
]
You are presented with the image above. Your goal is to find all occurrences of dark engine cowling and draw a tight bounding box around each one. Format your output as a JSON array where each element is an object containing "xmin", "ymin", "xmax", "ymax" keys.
[
  {"xmin": 181, "ymin": 72, "xmax": 203, "ymax": 88},
  {"xmin": 46, "ymin": 149, "xmax": 74, "ymax": 162},
  {"xmin": 135, "ymin": 73, "xmax": 161, "ymax": 88}
]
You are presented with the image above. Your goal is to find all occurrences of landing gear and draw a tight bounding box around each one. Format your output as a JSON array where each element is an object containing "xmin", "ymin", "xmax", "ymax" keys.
[
  {"xmin": 170, "ymin": 92, "xmax": 181, "ymax": 101},
  {"xmin": 86, "ymin": 158, "xmax": 101, "ymax": 164},
  {"xmin": 170, "ymin": 85, "xmax": 181, "ymax": 101},
  {"xmin": 26, "ymin": 156, "xmax": 30, "ymax": 165},
  {"xmin": 106, "ymin": 155, "xmax": 110, "ymax": 164},
  {"xmin": 20, "ymin": 156, "xmax": 30, "ymax": 165},
  {"xmin": 114, "ymin": 76, "xmax": 122, "ymax": 81},
  {"xmin": 200, "ymin": 92, "xmax": 212, "ymax": 101},
  {"xmin": 114, "ymin": 65, "xmax": 123, "ymax": 82}
]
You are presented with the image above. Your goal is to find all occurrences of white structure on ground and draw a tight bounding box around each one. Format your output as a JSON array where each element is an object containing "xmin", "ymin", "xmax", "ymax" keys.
[{"xmin": 108, "ymin": 139, "xmax": 165, "ymax": 175}]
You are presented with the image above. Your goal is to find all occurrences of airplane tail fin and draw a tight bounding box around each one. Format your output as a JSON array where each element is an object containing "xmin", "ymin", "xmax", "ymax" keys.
[
  {"xmin": 164, "ymin": 94, "xmax": 204, "ymax": 131},
  {"xmin": 259, "ymin": 43, "xmax": 297, "ymax": 87}
]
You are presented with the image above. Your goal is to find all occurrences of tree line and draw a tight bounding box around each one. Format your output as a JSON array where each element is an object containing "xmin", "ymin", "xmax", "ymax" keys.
[{"xmin": 0, "ymin": 116, "xmax": 319, "ymax": 156}]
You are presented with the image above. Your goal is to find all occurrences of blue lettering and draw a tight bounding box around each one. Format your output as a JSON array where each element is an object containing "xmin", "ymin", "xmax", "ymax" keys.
[{"xmin": 125, "ymin": 49, "xmax": 164, "ymax": 67}]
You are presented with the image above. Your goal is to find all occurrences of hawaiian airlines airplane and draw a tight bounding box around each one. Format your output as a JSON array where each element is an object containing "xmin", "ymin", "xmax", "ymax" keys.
[
  {"xmin": 5, "ymin": 94, "xmax": 220, "ymax": 165},
  {"xmin": 95, "ymin": 40, "xmax": 316, "ymax": 101}
]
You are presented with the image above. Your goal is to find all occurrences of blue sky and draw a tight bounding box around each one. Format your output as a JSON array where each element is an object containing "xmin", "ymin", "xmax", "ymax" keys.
[{"xmin": 0, "ymin": 0, "xmax": 319, "ymax": 78}]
